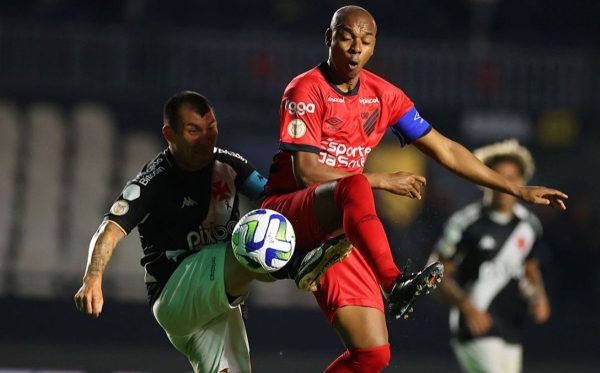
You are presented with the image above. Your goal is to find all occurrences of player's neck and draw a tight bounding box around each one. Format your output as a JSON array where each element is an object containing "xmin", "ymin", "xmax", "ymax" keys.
[
  {"xmin": 336, "ymin": 80, "xmax": 359, "ymax": 93},
  {"xmin": 488, "ymin": 201, "xmax": 514, "ymax": 216},
  {"xmin": 325, "ymin": 61, "xmax": 359, "ymax": 93},
  {"xmin": 168, "ymin": 146, "xmax": 211, "ymax": 172}
]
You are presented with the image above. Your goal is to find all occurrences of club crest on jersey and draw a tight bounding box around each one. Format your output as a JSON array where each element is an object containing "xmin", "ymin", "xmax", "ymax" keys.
[
  {"xmin": 287, "ymin": 119, "xmax": 307, "ymax": 139},
  {"xmin": 110, "ymin": 200, "xmax": 129, "ymax": 216}
]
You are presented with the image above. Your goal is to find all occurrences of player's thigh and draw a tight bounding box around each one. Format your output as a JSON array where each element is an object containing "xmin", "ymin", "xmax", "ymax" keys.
[
  {"xmin": 333, "ymin": 305, "xmax": 388, "ymax": 348},
  {"xmin": 313, "ymin": 180, "xmax": 343, "ymax": 235},
  {"xmin": 318, "ymin": 251, "xmax": 388, "ymax": 348},
  {"xmin": 262, "ymin": 183, "xmax": 340, "ymax": 250},
  {"xmin": 153, "ymin": 244, "xmax": 233, "ymax": 336},
  {"xmin": 452, "ymin": 337, "xmax": 506, "ymax": 373}
]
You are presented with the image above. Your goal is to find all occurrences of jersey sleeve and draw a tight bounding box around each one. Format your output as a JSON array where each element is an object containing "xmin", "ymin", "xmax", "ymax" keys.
[
  {"xmin": 217, "ymin": 148, "xmax": 266, "ymax": 201},
  {"xmin": 435, "ymin": 214, "xmax": 466, "ymax": 261},
  {"xmin": 278, "ymin": 80, "xmax": 323, "ymax": 154},
  {"xmin": 526, "ymin": 213, "xmax": 544, "ymax": 260},
  {"xmin": 386, "ymin": 86, "xmax": 432, "ymax": 146},
  {"xmin": 240, "ymin": 170, "xmax": 267, "ymax": 200},
  {"xmin": 104, "ymin": 180, "xmax": 156, "ymax": 235}
]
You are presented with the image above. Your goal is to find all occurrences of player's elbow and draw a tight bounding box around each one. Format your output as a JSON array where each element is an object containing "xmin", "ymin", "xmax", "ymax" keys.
[
  {"xmin": 294, "ymin": 169, "xmax": 316, "ymax": 188},
  {"xmin": 291, "ymin": 151, "xmax": 321, "ymax": 188}
]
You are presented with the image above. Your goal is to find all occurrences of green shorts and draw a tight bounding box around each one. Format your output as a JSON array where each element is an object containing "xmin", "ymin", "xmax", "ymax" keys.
[{"xmin": 152, "ymin": 243, "xmax": 250, "ymax": 373}]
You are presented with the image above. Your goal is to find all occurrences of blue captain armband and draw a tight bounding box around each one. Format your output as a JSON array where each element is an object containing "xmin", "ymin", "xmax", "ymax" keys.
[
  {"xmin": 390, "ymin": 107, "xmax": 432, "ymax": 147},
  {"xmin": 240, "ymin": 170, "xmax": 267, "ymax": 200}
]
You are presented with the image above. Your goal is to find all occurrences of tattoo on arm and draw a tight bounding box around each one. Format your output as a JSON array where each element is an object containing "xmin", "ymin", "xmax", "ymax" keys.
[{"xmin": 84, "ymin": 222, "xmax": 125, "ymax": 279}]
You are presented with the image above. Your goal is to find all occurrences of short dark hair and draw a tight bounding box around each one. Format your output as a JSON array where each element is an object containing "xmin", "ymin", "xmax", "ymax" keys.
[{"xmin": 163, "ymin": 91, "xmax": 213, "ymax": 132}]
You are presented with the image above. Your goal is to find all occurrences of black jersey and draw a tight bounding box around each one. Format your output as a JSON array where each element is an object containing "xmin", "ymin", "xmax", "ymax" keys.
[
  {"xmin": 105, "ymin": 147, "xmax": 259, "ymax": 304},
  {"xmin": 435, "ymin": 202, "xmax": 543, "ymax": 343}
]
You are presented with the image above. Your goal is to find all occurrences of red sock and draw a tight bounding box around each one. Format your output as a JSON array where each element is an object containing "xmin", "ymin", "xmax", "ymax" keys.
[
  {"xmin": 325, "ymin": 344, "xmax": 391, "ymax": 373},
  {"xmin": 334, "ymin": 174, "xmax": 401, "ymax": 292}
]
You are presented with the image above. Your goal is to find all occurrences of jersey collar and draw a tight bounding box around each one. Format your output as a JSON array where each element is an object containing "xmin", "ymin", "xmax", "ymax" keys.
[{"xmin": 318, "ymin": 61, "xmax": 360, "ymax": 97}]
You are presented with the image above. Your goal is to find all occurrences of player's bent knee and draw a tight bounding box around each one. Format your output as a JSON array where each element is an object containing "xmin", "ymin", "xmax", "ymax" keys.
[
  {"xmin": 334, "ymin": 174, "xmax": 373, "ymax": 204},
  {"xmin": 326, "ymin": 344, "xmax": 391, "ymax": 373},
  {"xmin": 352, "ymin": 344, "xmax": 391, "ymax": 371}
]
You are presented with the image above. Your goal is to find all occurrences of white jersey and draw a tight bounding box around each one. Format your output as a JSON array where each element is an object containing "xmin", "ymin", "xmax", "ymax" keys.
[{"xmin": 435, "ymin": 202, "xmax": 543, "ymax": 343}]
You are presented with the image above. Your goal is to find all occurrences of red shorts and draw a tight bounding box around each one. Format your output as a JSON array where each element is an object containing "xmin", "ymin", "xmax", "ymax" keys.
[{"xmin": 262, "ymin": 187, "xmax": 384, "ymax": 323}]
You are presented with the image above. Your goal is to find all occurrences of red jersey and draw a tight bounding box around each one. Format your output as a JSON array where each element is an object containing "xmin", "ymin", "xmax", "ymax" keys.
[{"xmin": 265, "ymin": 62, "xmax": 431, "ymax": 195}]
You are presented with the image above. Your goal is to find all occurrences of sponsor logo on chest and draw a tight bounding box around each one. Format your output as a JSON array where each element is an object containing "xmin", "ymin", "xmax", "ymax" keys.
[
  {"xmin": 359, "ymin": 97, "xmax": 380, "ymax": 104},
  {"xmin": 327, "ymin": 97, "xmax": 345, "ymax": 103},
  {"xmin": 319, "ymin": 138, "xmax": 372, "ymax": 168}
]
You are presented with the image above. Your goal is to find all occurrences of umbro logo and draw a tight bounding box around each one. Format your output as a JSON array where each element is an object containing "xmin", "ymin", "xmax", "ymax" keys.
[
  {"xmin": 325, "ymin": 117, "xmax": 343, "ymax": 130},
  {"xmin": 181, "ymin": 196, "xmax": 197, "ymax": 208}
]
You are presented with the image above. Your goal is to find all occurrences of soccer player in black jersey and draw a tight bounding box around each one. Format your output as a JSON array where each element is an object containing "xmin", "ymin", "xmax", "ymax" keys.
[
  {"xmin": 73, "ymin": 91, "xmax": 349, "ymax": 373},
  {"xmin": 430, "ymin": 139, "xmax": 551, "ymax": 373}
]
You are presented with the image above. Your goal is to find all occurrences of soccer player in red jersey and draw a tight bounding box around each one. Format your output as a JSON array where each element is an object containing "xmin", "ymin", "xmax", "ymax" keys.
[{"xmin": 262, "ymin": 6, "xmax": 568, "ymax": 372}]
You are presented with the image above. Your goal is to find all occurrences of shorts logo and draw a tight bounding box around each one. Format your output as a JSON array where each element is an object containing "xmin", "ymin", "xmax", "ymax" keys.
[
  {"xmin": 287, "ymin": 119, "xmax": 307, "ymax": 139},
  {"xmin": 110, "ymin": 200, "xmax": 129, "ymax": 216},
  {"xmin": 284, "ymin": 99, "xmax": 315, "ymax": 116}
]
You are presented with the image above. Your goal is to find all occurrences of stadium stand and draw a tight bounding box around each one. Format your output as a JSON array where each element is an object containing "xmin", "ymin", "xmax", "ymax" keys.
[
  {"xmin": 0, "ymin": 101, "xmax": 19, "ymax": 296},
  {"xmin": 14, "ymin": 103, "xmax": 65, "ymax": 297}
]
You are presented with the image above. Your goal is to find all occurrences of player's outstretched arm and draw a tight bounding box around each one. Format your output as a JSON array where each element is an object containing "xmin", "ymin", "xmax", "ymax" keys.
[
  {"xmin": 413, "ymin": 129, "xmax": 568, "ymax": 209},
  {"xmin": 74, "ymin": 220, "xmax": 126, "ymax": 317},
  {"xmin": 292, "ymin": 151, "xmax": 426, "ymax": 198}
]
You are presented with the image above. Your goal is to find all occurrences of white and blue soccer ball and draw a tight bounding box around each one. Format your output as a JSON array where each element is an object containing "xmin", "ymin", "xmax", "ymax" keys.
[{"xmin": 231, "ymin": 209, "xmax": 296, "ymax": 273}]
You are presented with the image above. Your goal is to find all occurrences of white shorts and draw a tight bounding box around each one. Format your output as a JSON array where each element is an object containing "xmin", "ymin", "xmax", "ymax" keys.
[
  {"xmin": 152, "ymin": 244, "xmax": 250, "ymax": 373},
  {"xmin": 452, "ymin": 337, "xmax": 523, "ymax": 373}
]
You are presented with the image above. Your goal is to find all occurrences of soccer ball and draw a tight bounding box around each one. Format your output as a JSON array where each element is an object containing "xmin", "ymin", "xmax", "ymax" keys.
[{"xmin": 231, "ymin": 209, "xmax": 296, "ymax": 273}]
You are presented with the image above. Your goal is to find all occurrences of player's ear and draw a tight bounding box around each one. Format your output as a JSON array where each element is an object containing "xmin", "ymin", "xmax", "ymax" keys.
[
  {"xmin": 325, "ymin": 28, "xmax": 332, "ymax": 47},
  {"xmin": 162, "ymin": 125, "xmax": 173, "ymax": 142}
]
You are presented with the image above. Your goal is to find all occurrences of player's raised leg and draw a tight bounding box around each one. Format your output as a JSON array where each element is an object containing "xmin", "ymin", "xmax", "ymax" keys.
[{"xmin": 313, "ymin": 175, "xmax": 444, "ymax": 319}]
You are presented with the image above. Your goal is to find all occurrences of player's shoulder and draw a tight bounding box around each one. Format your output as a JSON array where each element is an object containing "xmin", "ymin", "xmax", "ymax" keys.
[
  {"xmin": 362, "ymin": 69, "xmax": 400, "ymax": 92},
  {"xmin": 447, "ymin": 202, "xmax": 483, "ymax": 229},
  {"xmin": 285, "ymin": 65, "xmax": 327, "ymax": 94},
  {"xmin": 132, "ymin": 149, "xmax": 173, "ymax": 188},
  {"xmin": 514, "ymin": 203, "xmax": 543, "ymax": 233},
  {"xmin": 214, "ymin": 146, "xmax": 249, "ymax": 165}
]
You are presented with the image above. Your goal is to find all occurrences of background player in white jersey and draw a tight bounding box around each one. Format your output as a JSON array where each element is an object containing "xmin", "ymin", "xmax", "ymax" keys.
[
  {"xmin": 73, "ymin": 91, "xmax": 344, "ymax": 373},
  {"xmin": 430, "ymin": 139, "xmax": 551, "ymax": 373}
]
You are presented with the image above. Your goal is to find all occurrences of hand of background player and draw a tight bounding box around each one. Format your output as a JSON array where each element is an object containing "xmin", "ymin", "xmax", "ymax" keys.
[
  {"xmin": 529, "ymin": 295, "xmax": 551, "ymax": 324},
  {"xmin": 377, "ymin": 171, "xmax": 426, "ymax": 199},
  {"xmin": 460, "ymin": 301, "xmax": 493, "ymax": 337},
  {"xmin": 517, "ymin": 186, "xmax": 568, "ymax": 210},
  {"xmin": 74, "ymin": 276, "xmax": 104, "ymax": 318}
]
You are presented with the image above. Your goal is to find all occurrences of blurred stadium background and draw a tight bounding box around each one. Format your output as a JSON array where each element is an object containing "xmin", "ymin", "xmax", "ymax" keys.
[{"xmin": 0, "ymin": 1, "xmax": 598, "ymax": 372}]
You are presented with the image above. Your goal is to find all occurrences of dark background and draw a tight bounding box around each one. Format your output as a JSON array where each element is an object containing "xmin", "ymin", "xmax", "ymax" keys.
[{"xmin": 0, "ymin": 1, "xmax": 598, "ymax": 372}]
